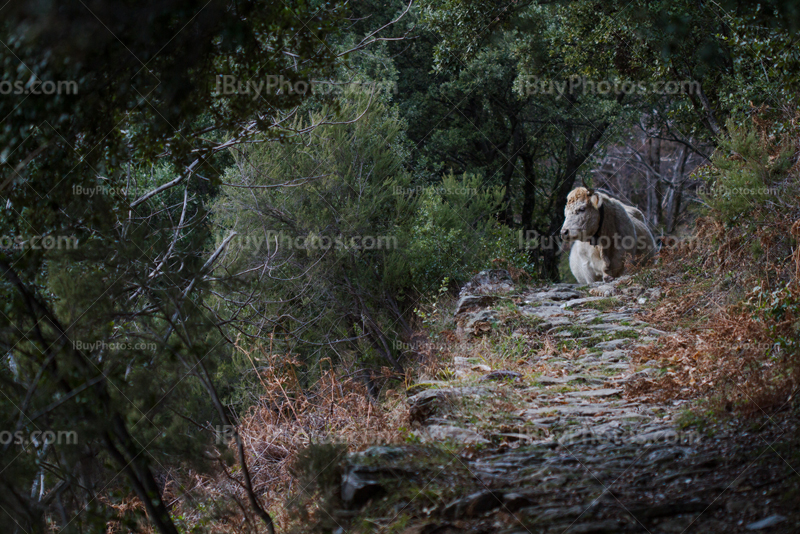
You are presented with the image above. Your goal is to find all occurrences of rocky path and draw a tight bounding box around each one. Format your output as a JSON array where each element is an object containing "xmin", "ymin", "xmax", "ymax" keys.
[{"xmin": 336, "ymin": 271, "xmax": 797, "ymax": 534}]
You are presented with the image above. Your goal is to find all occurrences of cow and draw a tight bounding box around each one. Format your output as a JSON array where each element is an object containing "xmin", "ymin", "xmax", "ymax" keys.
[{"xmin": 560, "ymin": 187, "xmax": 657, "ymax": 284}]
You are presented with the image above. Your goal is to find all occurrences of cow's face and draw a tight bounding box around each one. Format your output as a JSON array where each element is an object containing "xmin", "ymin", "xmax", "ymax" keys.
[{"xmin": 560, "ymin": 187, "xmax": 603, "ymax": 242}]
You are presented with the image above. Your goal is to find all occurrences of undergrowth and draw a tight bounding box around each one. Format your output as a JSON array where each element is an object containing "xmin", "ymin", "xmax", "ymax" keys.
[{"xmin": 626, "ymin": 108, "xmax": 800, "ymax": 417}]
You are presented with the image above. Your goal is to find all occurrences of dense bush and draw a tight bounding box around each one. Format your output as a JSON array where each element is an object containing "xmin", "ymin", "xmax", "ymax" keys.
[
  {"xmin": 211, "ymin": 95, "xmax": 529, "ymax": 392},
  {"xmin": 697, "ymin": 111, "xmax": 799, "ymax": 285},
  {"xmin": 700, "ymin": 115, "xmax": 798, "ymax": 226}
]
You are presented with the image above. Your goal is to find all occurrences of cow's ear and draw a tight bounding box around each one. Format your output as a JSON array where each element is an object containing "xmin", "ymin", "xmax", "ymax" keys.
[{"xmin": 590, "ymin": 193, "xmax": 603, "ymax": 209}]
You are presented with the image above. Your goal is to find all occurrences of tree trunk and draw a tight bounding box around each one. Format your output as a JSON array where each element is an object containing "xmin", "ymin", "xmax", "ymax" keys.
[
  {"xmin": 497, "ymin": 118, "xmax": 520, "ymax": 225},
  {"xmin": 666, "ymin": 145, "xmax": 689, "ymax": 233},
  {"xmin": 648, "ymin": 135, "xmax": 663, "ymax": 228}
]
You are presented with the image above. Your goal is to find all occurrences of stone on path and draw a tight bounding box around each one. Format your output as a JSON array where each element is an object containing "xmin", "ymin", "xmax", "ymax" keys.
[
  {"xmin": 565, "ymin": 388, "xmax": 622, "ymax": 398},
  {"xmin": 593, "ymin": 339, "xmax": 630, "ymax": 351},
  {"xmin": 746, "ymin": 515, "xmax": 787, "ymax": 530},
  {"xmin": 588, "ymin": 283, "xmax": 617, "ymax": 297},
  {"xmin": 481, "ymin": 370, "xmax": 522, "ymax": 382},
  {"xmin": 522, "ymin": 305, "xmax": 569, "ymax": 318},
  {"xmin": 459, "ymin": 269, "xmax": 514, "ymax": 296},
  {"xmin": 562, "ymin": 296, "xmax": 609, "ymax": 308},
  {"xmin": 454, "ymin": 294, "xmax": 498, "ymax": 315},
  {"xmin": 420, "ymin": 425, "xmax": 489, "ymax": 445},
  {"xmin": 388, "ymin": 276, "xmax": 785, "ymax": 532},
  {"xmin": 442, "ymin": 490, "xmax": 504, "ymax": 518},
  {"xmin": 526, "ymin": 289, "xmax": 582, "ymax": 302}
]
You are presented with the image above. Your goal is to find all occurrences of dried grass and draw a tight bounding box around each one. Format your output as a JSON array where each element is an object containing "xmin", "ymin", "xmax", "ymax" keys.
[
  {"xmin": 627, "ymin": 202, "xmax": 800, "ymax": 414},
  {"xmin": 225, "ymin": 344, "xmax": 407, "ymax": 530},
  {"xmin": 627, "ymin": 303, "xmax": 799, "ymax": 413},
  {"xmin": 108, "ymin": 341, "xmax": 411, "ymax": 533}
]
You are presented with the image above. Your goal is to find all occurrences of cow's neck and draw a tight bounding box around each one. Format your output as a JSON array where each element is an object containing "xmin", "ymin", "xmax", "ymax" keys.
[{"xmin": 589, "ymin": 204, "xmax": 605, "ymax": 246}]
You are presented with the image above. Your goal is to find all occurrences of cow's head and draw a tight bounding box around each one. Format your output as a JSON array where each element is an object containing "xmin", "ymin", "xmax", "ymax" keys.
[{"xmin": 560, "ymin": 187, "xmax": 604, "ymax": 242}]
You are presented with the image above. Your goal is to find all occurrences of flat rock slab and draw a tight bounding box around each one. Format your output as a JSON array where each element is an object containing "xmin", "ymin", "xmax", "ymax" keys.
[
  {"xmin": 574, "ymin": 311, "xmax": 603, "ymax": 323},
  {"xmin": 593, "ymin": 339, "xmax": 630, "ymax": 351},
  {"xmin": 591, "ymin": 312, "xmax": 634, "ymax": 322},
  {"xmin": 537, "ymin": 375, "xmax": 604, "ymax": 386},
  {"xmin": 481, "ymin": 370, "xmax": 522, "ymax": 382},
  {"xmin": 542, "ymin": 317, "xmax": 574, "ymax": 328},
  {"xmin": 522, "ymin": 405, "xmax": 617, "ymax": 417},
  {"xmin": 746, "ymin": 515, "xmax": 787, "ymax": 530},
  {"xmin": 419, "ymin": 425, "xmax": 489, "ymax": 445},
  {"xmin": 588, "ymin": 284, "xmax": 618, "ymax": 297},
  {"xmin": 565, "ymin": 388, "xmax": 622, "ymax": 398},
  {"xmin": 600, "ymin": 349, "xmax": 629, "ymax": 362},
  {"xmin": 522, "ymin": 305, "xmax": 569, "ymax": 318},
  {"xmin": 642, "ymin": 326, "xmax": 669, "ymax": 336},
  {"xmin": 553, "ymin": 331, "xmax": 579, "ymax": 338},
  {"xmin": 527, "ymin": 290, "xmax": 582, "ymax": 302},
  {"xmin": 408, "ymin": 386, "xmax": 489, "ymax": 403},
  {"xmin": 454, "ymin": 294, "xmax": 498, "ymax": 315},
  {"xmin": 586, "ymin": 324, "xmax": 637, "ymax": 333},
  {"xmin": 561, "ymin": 296, "xmax": 608, "ymax": 308}
]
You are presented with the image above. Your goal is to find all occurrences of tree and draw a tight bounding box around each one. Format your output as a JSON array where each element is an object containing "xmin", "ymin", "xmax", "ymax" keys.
[
  {"xmin": 405, "ymin": 1, "xmax": 628, "ymax": 278},
  {"xmin": 0, "ymin": 1, "xmax": 408, "ymax": 531},
  {"xmin": 211, "ymin": 92, "xmax": 518, "ymax": 386}
]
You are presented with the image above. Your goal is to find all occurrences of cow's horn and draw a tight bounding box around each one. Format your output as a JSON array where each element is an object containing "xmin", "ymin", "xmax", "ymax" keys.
[{"xmin": 581, "ymin": 177, "xmax": 594, "ymax": 196}]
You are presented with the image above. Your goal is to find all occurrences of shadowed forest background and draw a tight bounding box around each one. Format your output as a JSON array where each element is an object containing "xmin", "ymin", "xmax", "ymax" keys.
[{"xmin": 1, "ymin": 0, "xmax": 800, "ymax": 532}]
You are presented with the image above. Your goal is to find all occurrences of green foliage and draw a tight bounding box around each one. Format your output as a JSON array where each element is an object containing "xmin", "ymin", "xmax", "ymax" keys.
[
  {"xmin": 213, "ymin": 93, "xmax": 528, "ymax": 384},
  {"xmin": 211, "ymin": 94, "xmax": 413, "ymax": 375},
  {"xmin": 5, "ymin": 0, "xmax": 800, "ymax": 531},
  {"xmin": 700, "ymin": 117, "xmax": 797, "ymax": 225},
  {"xmin": 0, "ymin": 1, "xmax": 361, "ymax": 531},
  {"xmin": 419, "ymin": 0, "xmax": 800, "ymax": 142},
  {"xmin": 286, "ymin": 442, "xmax": 348, "ymax": 527},
  {"xmin": 401, "ymin": 173, "xmax": 524, "ymax": 292},
  {"xmin": 290, "ymin": 442, "xmax": 348, "ymax": 495},
  {"xmin": 749, "ymin": 284, "xmax": 800, "ymax": 358}
]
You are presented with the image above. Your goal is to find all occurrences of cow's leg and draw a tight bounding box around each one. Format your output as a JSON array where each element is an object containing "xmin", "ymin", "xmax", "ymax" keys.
[{"xmin": 601, "ymin": 246, "xmax": 625, "ymax": 281}]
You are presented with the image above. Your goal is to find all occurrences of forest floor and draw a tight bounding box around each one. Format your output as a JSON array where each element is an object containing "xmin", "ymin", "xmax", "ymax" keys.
[{"xmin": 318, "ymin": 270, "xmax": 800, "ymax": 534}]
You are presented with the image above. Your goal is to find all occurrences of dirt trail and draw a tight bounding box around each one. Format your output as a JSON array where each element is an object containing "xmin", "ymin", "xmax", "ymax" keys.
[{"xmin": 335, "ymin": 271, "xmax": 798, "ymax": 534}]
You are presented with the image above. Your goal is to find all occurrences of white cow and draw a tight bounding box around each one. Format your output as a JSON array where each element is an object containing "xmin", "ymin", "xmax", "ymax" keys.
[{"xmin": 560, "ymin": 187, "xmax": 656, "ymax": 284}]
